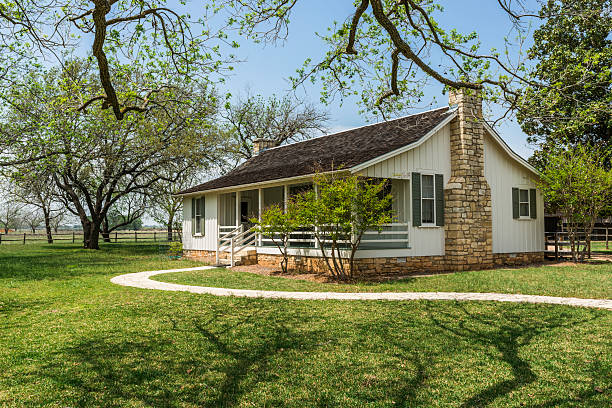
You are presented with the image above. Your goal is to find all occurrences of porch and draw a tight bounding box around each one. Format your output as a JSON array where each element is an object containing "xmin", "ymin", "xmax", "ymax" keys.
[{"xmin": 214, "ymin": 179, "xmax": 412, "ymax": 266}]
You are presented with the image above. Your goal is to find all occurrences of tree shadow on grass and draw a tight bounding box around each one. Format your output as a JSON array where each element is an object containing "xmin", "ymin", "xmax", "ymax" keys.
[
  {"xmin": 424, "ymin": 302, "xmax": 607, "ymax": 407},
  {"xmin": 36, "ymin": 302, "xmax": 324, "ymax": 407},
  {"xmin": 0, "ymin": 244, "xmax": 172, "ymax": 281}
]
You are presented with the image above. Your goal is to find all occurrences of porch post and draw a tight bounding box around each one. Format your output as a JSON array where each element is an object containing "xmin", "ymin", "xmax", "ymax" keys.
[
  {"xmin": 313, "ymin": 184, "xmax": 319, "ymax": 249},
  {"xmin": 283, "ymin": 185, "xmax": 288, "ymax": 212},
  {"xmin": 235, "ymin": 190, "xmax": 241, "ymax": 227},
  {"xmin": 258, "ymin": 188, "xmax": 263, "ymax": 246}
]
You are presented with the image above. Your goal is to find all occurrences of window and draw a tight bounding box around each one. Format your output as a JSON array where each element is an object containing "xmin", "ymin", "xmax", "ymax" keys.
[
  {"xmin": 411, "ymin": 172, "xmax": 444, "ymax": 227},
  {"xmin": 519, "ymin": 189, "xmax": 530, "ymax": 217},
  {"xmin": 421, "ymin": 174, "xmax": 435, "ymax": 224},
  {"xmin": 193, "ymin": 197, "xmax": 205, "ymax": 235},
  {"xmin": 512, "ymin": 187, "xmax": 536, "ymax": 220}
]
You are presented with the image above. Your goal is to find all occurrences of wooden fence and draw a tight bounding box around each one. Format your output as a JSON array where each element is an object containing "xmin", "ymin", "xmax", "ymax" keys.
[
  {"xmin": 545, "ymin": 226, "xmax": 611, "ymax": 259},
  {"xmin": 0, "ymin": 230, "xmax": 181, "ymax": 245}
]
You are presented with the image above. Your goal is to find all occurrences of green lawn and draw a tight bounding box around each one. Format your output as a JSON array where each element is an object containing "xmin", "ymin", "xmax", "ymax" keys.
[
  {"xmin": 1, "ymin": 244, "xmax": 611, "ymax": 407},
  {"xmin": 155, "ymin": 262, "xmax": 612, "ymax": 299},
  {"xmin": 592, "ymin": 241, "xmax": 612, "ymax": 253}
]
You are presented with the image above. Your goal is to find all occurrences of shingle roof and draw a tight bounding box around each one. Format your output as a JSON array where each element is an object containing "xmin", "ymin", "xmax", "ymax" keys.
[{"xmin": 177, "ymin": 107, "xmax": 455, "ymax": 195}]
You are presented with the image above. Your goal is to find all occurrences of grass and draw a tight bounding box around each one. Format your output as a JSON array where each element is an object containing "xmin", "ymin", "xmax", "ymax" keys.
[
  {"xmin": 1, "ymin": 243, "xmax": 611, "ymax": 407},
  {"xmin": 591, "ymin": 241, "xmax": 612, "ymax": 253},
  {"xmin": 154, "ymin": 263, "xmax": 612, "ymax": 299}
]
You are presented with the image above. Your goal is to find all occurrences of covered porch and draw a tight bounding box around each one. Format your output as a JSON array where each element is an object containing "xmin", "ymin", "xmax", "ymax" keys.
[{"xmin": 215, "ymin": 178, "xmax": 412, "ymax": 264}]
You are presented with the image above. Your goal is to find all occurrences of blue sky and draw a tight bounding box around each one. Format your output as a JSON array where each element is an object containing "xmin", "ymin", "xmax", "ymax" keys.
[{"xmin": 210, "ymin": 0, "xmax": 539, "ymax": 159}]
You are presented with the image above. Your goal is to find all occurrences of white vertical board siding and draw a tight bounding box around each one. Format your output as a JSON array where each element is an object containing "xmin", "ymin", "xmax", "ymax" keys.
[
  {"xmin": 358, "ymin": 125, "xmax": 451, "ymax": 256},
  {"xmin": 484, "ymin": 132, "xmax": 544, "ymax": 253},
  {"xmin": 182, "ymin": 193, "xmax": 219, "ymax": 251}
]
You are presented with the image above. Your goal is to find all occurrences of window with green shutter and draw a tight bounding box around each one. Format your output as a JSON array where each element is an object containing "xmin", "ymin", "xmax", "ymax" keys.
[
  {"xmin": 512, "ymin": 188, "xmax": 536, "ymax": 220},
  {"xmin": 412, "ymin": 172, "xmax": 444, "ymax": 227}
]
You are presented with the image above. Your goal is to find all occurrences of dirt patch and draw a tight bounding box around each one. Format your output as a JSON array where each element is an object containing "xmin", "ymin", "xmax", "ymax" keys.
[
  {"xmin": 230, "ymin": 264, "xmax": 333, "ymax": 283},
  {"xmin": 230, "ymin": 264, "xmax": 459, "ymax": 283}
]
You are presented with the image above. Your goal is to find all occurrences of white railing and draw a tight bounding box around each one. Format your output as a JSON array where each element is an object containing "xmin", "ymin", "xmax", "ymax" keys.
[
  {"xmin": 259, "ymin": 223, "xmax": 410, "ymax": 250},
  {"xmin": 217, "ymin": 225, "xmax": 257, "ymax": 266}
]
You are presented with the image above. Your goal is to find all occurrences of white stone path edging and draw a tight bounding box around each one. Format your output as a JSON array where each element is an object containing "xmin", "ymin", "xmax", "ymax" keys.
[{"xmin": 110, "ymin": 266, "xmax": 612, "ymax": 310}]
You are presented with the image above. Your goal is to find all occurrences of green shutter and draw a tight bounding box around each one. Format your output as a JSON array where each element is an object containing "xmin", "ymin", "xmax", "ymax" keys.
[
  {"xmin": 435, "ymin": 174, "xmax": 444, "ymax": 226},
  {"xmin": 200, "ymin": 196, "xmax": 206, "ymax": 235},
  {"xmin": 191, "ymin": 198, "xmax": 196, "ymax": 235},
  {"xmin": 512, "ymin": 188, "xmax": 519, "ymax": 219},
  {"xmin": 412, "ymin": 172, "xmax": 421, "ymax": 227},
  {"xmin": 529, "ymin": 189, "xmax": 537, "ymax": 219}
]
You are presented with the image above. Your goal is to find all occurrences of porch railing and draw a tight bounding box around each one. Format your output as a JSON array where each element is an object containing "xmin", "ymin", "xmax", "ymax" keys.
[
  {"xmin": 217, "ymin": 225, "xmax": 257, "ymax": 266},
  {"xmin": 259, "ymin": 223, "xmax": 410, "ymax": 250}
]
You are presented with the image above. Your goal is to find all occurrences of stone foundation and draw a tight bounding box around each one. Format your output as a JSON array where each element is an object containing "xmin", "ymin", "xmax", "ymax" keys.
[
  {"xmin": 184, "ymin": 249, "xmax": 217, "ymax": 264},
  {"xmin": 184, "ymin": 249, "xmax": 257, "ymax": 266},
  {"xmin": 492, "ymin": 251, "xmax": 544, "ymax": 267},
  {"xmin": 257, "ymin": 252, "xmax": 544, "ymax": 277},
  {"xmin": 185, "ymin": 249, "xmax": 544, "ymax": 276}
]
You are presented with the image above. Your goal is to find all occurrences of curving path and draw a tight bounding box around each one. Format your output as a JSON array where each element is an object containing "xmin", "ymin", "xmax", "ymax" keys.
[{"xmin": 111, "ymin": 266, "xmax": 612, "ymax": 310}]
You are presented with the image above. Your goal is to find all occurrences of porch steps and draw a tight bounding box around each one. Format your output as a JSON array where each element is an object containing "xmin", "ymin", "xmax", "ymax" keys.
[{"xmin": 216, "ymin": 249, "xmax": 258, "ymax": 267}]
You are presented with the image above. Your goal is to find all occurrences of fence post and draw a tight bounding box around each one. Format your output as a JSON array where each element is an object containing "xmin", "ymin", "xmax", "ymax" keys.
[
  {"xmin": 554, "ymin": 233, "xmax": 559, "ymax": 261},
  {"xmin": 154, "ymin": 231, "xmax": 156, "ymax": 242},
  {"xmin": 0, "ymin": 233, "xmax": 2, "ymax": 245},
  {"xmin": 606, "ymin": 227, "xmax": 609, "ymax": 250},
  {"xmin": 72, "ymin": 232, "xmax": 75, "ymax": 244},
  {"xmin": 23, "ymin": 232, "xmax": 26, "ymax": 245},
  {"xmin": 135, "ymin": 231, "xmax": 137, "ymax": 242}
]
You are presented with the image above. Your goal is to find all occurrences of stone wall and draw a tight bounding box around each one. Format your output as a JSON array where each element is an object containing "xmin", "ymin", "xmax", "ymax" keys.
[
  {"xmin": 445, "ymin": 89, "xmax": 493, "ymax": 271},
  {"xmin": 493, "ymin": 252, "xmax": 544, "ymax": 267},
  {"xmin": 258, "ymin": 252, "xmax": 543, "ymax": 277},
  {"xmin": 183, "ymin": 249, "xmax": 257, "ymax": 266},
  {"xmin": 185, "ymin": 248, "xmax": 544, "ymax": 276}
]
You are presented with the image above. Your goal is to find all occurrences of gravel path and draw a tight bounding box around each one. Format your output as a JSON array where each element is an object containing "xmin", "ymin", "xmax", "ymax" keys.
[{"xmin": 110, "ymin": 266, "xmax": 612, "ymax": 310}]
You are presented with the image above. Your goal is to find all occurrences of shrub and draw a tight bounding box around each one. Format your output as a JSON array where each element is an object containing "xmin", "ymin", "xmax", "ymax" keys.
[{"xmin": 168, "ymin": 241, "xmax": 183, "ymax": 258}]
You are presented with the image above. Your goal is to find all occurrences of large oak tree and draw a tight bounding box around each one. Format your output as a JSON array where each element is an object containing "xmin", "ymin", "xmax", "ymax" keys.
[{"xmin": 1, "ymin": 60, "xmax": 225, "ymax": 248}]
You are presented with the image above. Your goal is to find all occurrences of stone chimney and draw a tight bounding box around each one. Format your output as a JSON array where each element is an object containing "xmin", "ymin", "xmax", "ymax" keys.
[
  {"xmin": 253, "ymin": 138, "xmax": 276, "ymax": 155},
  {"xmin": 444, "ymin": 89, "xmax": 493, "ymax": 271}
]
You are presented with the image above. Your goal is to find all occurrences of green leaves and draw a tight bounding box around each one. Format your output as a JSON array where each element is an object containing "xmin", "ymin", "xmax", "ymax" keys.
[
  {"xmin": 517, "ymin": 0, "xmax": 612, "ymax": 147},
  {"xmin": 536, "ymin": 143, "xmax": 612, "ymax": 260}
]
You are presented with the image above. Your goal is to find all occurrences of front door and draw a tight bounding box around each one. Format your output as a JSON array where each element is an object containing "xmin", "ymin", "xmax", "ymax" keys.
[{"xmin": 240, "ymin": 202, "xmax": 250, "ymax": 224}]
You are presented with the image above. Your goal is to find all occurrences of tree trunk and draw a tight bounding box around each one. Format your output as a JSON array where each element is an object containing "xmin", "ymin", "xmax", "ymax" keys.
[
  {"xmin": 101, "ymin": 216, "xmax": 111, "ymax": 243},
  {"xmin": 82, "ymin": 219, "xmax": 101, "ymax": 249},
  {"xmin": 44, "ymin": 210, "xmax": 53, "ymax": 244},
  {"xmin": 167, "ymin": 214, "xmax": 174, "ymax": 242}
]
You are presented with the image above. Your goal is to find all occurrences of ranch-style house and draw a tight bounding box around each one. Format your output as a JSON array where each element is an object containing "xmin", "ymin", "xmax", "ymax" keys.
[{"xmin": 175, "ymin": 90, "xmax": 544, "ymax": 276}]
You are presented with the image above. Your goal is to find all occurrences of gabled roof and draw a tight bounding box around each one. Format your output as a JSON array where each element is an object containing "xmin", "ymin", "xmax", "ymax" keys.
[{"xmin": 177, "ymin": 107, "xmax": 456, "ymax": 195}]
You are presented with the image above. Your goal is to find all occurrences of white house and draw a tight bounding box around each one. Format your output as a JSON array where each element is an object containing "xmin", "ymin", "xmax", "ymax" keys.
[{"xmin": 175, "ymin": 90, "xmax": 544, "ymax": 276}]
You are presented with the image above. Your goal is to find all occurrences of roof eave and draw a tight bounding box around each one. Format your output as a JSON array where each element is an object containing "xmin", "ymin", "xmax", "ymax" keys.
[{"xmin": 172, "ymin": 169, "xmax": 349, "ymax": 197}]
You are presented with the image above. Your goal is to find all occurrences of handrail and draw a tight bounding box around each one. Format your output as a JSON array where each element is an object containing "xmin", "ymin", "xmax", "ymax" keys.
[{"xmin": 217, "ymin": 225, "xmax": 257, "ymax": 266}]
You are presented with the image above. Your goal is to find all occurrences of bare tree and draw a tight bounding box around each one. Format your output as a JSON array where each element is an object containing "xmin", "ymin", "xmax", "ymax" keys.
[
  {"xmin": 21, "ymin": 207, "xmax": 45, "ymax": 234},
  {"xmin": 101, "ymin": 193, "xmax": 147, "ymax": 242},
  {"xmin": 0, "ymin": 199, "xmax": 22, "ymax": 234},
  {"xmin": 224, "ymin": 93, "xmax": 329, "ymax": 160},
  {"xmin": 149, "ymin": 166, "xmax": 205, "ymax": 242},
  {"xmin": 10, "ymin": 169, "xmax": 65, "ymax": 243},
  {"xmin": 49, "ymin": 209, "xmax": 67, "ymax": 233}
]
